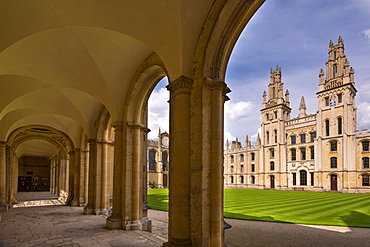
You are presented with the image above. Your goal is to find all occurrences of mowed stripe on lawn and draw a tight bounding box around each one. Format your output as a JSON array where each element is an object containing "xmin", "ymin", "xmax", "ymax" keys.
[{"xmin": 147, "ymin": 188, "xmax": 370, "ymax": 228}]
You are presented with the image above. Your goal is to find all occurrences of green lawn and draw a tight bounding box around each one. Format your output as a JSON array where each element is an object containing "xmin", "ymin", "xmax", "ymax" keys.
[{"xmin": 147, "ymin": 188, "xmax": 370, "ymax": 228}]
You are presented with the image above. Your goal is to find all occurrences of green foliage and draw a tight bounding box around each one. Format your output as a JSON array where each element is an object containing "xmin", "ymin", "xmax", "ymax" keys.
[
  {"xmin": 148, "ymin": 188, "xmax": 370, "ymax": 228},
  {"xmin": 149, "ymin": 181, "xmax": 158, "ymax": 189}
]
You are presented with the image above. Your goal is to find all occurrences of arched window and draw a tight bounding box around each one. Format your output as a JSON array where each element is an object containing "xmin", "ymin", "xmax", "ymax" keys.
[
  {"xmin": 230, "ymin": 176, "xmax": 234, "ymax": 184},
  {"xmin": 240, "ymin": 154, "xmax": 244, "ymax": 162},
  {"xmin": 240, "ymin": 176, "xmax": 244, "ymax": 184},
  {"xmin": 270, "ymin": 148, "xmax": 275, "ymax": 158},
  {"xmin": 338, "ymin": 117, "xmax": 342, "ymax": 135},
  {"xmin": 362, "ymin": 175, "xmax": 370, "ymax": 186},
  {"xmin": 333, "ymin": 65, "xmax": 338, "ymax": 77},
  {"xmin": 362, "ymin": 157, "xmax": 369, "ymax": 169},
  {"xmin": 325, "ymin": 120, "xmax": 330, "ymax": 136},
  {"xmin": 270, "ymin": 161, "xmax": 275, "ymax": 171},
  {"xmin": 251, "ymin": 152, "xmax": 255, "ymax": 161},
  {"xmin": 362, "ymin": 141, "xmax": 369, "ymax": 152},
  {"xmin": 230, "ymin": 165, "xmax": 234, "ymax": 173},
  {"xmin": 274, "ymin": 129, "xmax": 278, "ymax": 143},
  {"xmin": 251, "ymin": 164, "xmax": 255, "ymax": 172},
  {"xmin": 300, "ymin": 170, "xmax": 307, "ymax": 186},
  {"xmin": 162, "ymin": 152, "xmax": 168, "ymax": 172},
  {"xmin": 291, "ymin": 149, "xmax": 296, "ymax": 161},
  {"xmin": 149, "ymin": 150, "xmax": 156, "ymax": 172},
  {"xmin": 251, "ymin": 176, "xmax": 255, "ymax": 184},
  {"xmin": 330, "ymin": 141, "xmax": 337, "ymax": 152},
  {"xmin": 230, "ymin": 155, "xmax": 234, "ymax": 163},
  {"xmin": 330, "ymin": 157, "xmax": 337, "ymax": 168},
  {"xmin": 266, "ymin": 131, "xmax": 270, "ymax": 144},
  {"xmin": 240, "ymin": 165, "xmax": 244, "ymax": 173}
]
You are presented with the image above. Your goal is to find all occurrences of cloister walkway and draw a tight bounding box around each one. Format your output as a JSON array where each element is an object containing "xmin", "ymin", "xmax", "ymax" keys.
[{"xmin": 0, "ymin": 192, "xmax": 369, "ymax": 246}]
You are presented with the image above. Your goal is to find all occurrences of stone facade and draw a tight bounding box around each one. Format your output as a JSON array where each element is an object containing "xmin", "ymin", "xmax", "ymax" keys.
[{"xmin": 224, "ymin": 37, "xmax": 370, "ymax": 193}]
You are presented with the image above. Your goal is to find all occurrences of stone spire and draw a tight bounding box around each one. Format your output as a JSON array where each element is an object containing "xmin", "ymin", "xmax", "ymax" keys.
[
  {"xmin": 298, "ymin": 96, "xmax": 307, "ymax": 118},
  {"xmin": 256, "ymin": 133, "xmax": 261, "ymax": 146},
  {"xmin": 225, "ymin": 139, "xmax": 229, "ymax": 150},
  {"xmin": 245, "ymin": 135, "xmax": 249, "ymax": 149},
  {"xmin": 285, "ymin": 89, "xmax": 290, "ymax": 102}
]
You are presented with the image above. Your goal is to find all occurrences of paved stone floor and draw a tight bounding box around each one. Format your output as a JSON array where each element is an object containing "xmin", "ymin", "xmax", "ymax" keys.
[{"xmin": 0, "ymin": 192, "xmax": 369, "ymax": 247}]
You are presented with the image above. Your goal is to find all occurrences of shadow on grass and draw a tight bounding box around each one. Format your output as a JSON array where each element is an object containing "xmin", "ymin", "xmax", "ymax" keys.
[
  {"xmin": 147, "ymin": 193, "xmax": 169, "ymax": 211},
  {"xmin": 224, "ymin": 211, "xmax": 290, "ymax": 224},
  {"xmin": 339, "ymin": 211, "xmax": 370, "ymax": 228}
]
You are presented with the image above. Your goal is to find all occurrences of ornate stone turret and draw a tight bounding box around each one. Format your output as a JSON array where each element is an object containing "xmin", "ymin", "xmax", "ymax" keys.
[
  {"xmin": 285, "ymin": 89, "xmax": 290, "ymax": 103},
  {"xmin": 225, "ymin": 139, "xmax": 229, "ymax": 150},
  {"xmin": 256, "ymin": 133, "xmax": 261, "ymax": 146},
  {"xmin": 298, "ymin": 96, "xmax": 307, "ymax": 118}
]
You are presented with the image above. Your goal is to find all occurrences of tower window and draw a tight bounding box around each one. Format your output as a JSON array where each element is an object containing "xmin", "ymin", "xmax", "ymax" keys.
[
  {"xmin": 362, "ymin": 141, "xmax": 369, "ymax": 152},
  {"xmin": 270, "ymin": 149, "xmax": 275, "ymax": 158},
  {"xmin": 310, "ymin": 146, "xmax": 315, "ymax": 159},
  {"xmin": 325, "ymin": 120, "xmax": 330, "ymax": 136},
  {"xmin": 274, "ymin": 129, "xmax": 278, "ymax": 143},
  {"xmin": 240, "ymin": 154, "xmax": 244, "ymax": 162},
  {"xmin": 274, "ymin": 111, "xmax": 278, "ymax": 119},
  {"xmin": 266, "ymin": 131, "xmax": 270, "ymax": 144},
  {"xmin": 291, "ymin": 136, "xmax": 296, "ymax": 144},
  {"xmin": 251, "ymin": 152, "xmax": 255, "ymax": 161},
  {"xmin": 300, "ymin": 134, "xmax": 306, "ymax": 143},
  {"xmin": 325, "ymin": 97, "xmax": 329, "ymax": 106},
  {"xmin": 338, "ymin": 94, "xmax": 342, "ymax": 103},
  {"xmin": 362, "ymin": 157, "xmax": 369, "ymax": 169},
  {"xmin": 338, "ymin": 117, "xmax": 342, "ymax": 135},
  {"xmin": 251, "ymin": 164, "xmax": 255, "ymax": 172},
  {"xmin": 330, "ymin": 141, "xmax": 337, "ymax": 152},
  {"xmin": 291, "ymin": 149, "xmax": 296, "ymax": 161},
  {"xmin": 240, "ymin": 165, "xmax": 244, "ymax": 173},
  {"xmin": 330, "ymin": 157, "xmax": 337, "ymax": 168},
  {"xmin": 270, "ymin": 161, "xmax": 275, "ymax": 171},
  {"xmin": 300, "ymin": 148, "xmax": 306, "ymax": 160},
  {"xmin": 363, "ymin": 175, "xmax": 370, "ymax": 186},
  {"xmin": 333, "ymin": 65, "xmax": 338, "ymax": 77},
  {"xmin": 230, "ymin": 165, "xmax": 234, "ymax": 173},
  {"xmin": 300, "ymin": 170, "xmax": 307, "ymax": 186},
  {"xmin": 310, "ymin": 132, "xmax": 316, "ymax": 142},
  {"xmin": 266, "ymin": 114, "xmax": 269, "ymax": 121}
]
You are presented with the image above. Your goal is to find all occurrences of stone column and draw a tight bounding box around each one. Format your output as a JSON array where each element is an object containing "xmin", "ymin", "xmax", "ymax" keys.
[
  {"xmin": 50, "ymin": 160, "xmax": 55, "ymax": 194},
  {"xmin": 106, "ymin": 121, "xmax": 124, "ymax": 229},
  {"xmin": 0, "ymin": 142, "xmax": 8, "ymax": 211},
  {"xmin": 67, "ymin": 151, "xmax": 75, "ymax": 206},
  {"xmin": 97, "ymin": 141, "xmax": 108, "ymax": 214},
  {"xmin": 205, "ymin": 78, "xmax": 227, "ymax": 247},
  {"xmin": 81, "ymin": 149, "xmax": 89, "ymax": 205},
  {"xmin": 72, "ymin": 149, "xmax": 81, "ymax": 206},
  {"xmin": 55, "ymin": 161, "xmax": 60, "ymax": 195},
  {"xmin": 165, "ymin": 76, "xmax": 192, "ymax": 246},
  {"xmin": 126, "ymin": 123, "xmax": 144, "ymax": 230},
  {"xmin": 84, "ymin": 139, "xmax": 97, "ymax": 214}
]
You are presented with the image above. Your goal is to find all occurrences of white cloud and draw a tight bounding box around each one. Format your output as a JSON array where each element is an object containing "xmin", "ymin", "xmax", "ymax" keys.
[
  {"xmin": 225, "ymin": 101, "xmax": 254, "ymax": 122},
  {"xmin": 357, "ymin": 102, "xmax": 370, "ymax": 131},
  {"xmin": 148, "ymin": 87, "xmax": 169, "ymax": 139},
  {"xmin": 362, "ymin": 29, "xmax": 370, "ymax": 43}
]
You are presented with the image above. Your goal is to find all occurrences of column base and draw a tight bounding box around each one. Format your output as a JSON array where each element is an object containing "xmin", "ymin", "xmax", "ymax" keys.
[
  {"xmin": 0, "ymin": 204, "xmax": 9, "ymax": 212},
  {"xmin": 71, "ymin": 200, "xmax": 81, "ymax": 207},
  {"xmin": 106, "ymin": 217, "xmax": 123, "ymax": 229},
  {"xmin": 96, "ymin": 208, "xmax": 108, "ymax": 215},
  {"xmin": 124, "ymin": 219, "xmax": 145, "ymax": 230},
  {"xmin": 162, "ymin": 238, "xmax": 192, "ymax": 247},
  {"xmin": 83, "ymin": 206, "xmax": 96, "ymax": 215}
]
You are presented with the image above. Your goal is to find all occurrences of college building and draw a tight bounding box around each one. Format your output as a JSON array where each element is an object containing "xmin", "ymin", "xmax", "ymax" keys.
[{"xmin": 224, "ymin": 37, "xmax": 370, "ymax": 193}]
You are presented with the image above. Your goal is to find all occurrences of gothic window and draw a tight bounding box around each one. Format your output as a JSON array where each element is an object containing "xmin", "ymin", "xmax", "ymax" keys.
[
  {"xmin": 240, "ymin": 154, "xmax": 244, "ymax": 162},
  {"xmin": 300, "ymin": 148, "xmax": 306, "ymax": 160},
  {"xmin": 338, "ymin": 94, "xmax": 342, "ymax": 103},
  {"xmin": 310, "ymin": 146, "xmax": 315, "ymax": 159},
  {"xmin": 266, "ymin": 131, "xmax": 270, "ymax": 144},
  {"xmin": 310, "ymin": 132, "xmax": 316, "ymax": 142},
  {"xmin": 230, "ymin": 176, "xmax": 234, "ymax": 184},
  {"xmin": 311, "ymin": 172, "xmax": 314, "ymax": 186},
  {"xmin": 330, "ymin": 157, "xmax": 337, "ymax": 168},
  {"xmin": 230, "ymin": 155, "xmax": 234, "ymax": 163},
  {"xmin": 230, "ymin": 165, "xmax": 234, "ymax": 173},
  {"xmin": 363, "ymin": 175, "xmax": 370, "ymax": 186},
  {"xmin": 362, "ymin": 141, "xmax": 369, "ymax": 152},
  {"xmin": 291, "ymin": 136, "xmax": 296, "ymax": 144},
  {"xmin": 362, "ymin": 157, "xmax": 369, "ymax": 169},
  {"xmin": 300, "ymin": 134, "xmax": 306, "ymax": 143},
  {"xmin": 162, "ymin": 152, "xmax": 168, "ymax": 172},
  {"xmin": 251, "ymin": 176, "xmax": 255, "ymax": 184},
  {"xmin": 240, "ymin": 176, "xmax": 244, "ymax": 184},
  {"xmin": 251, "ymin": 152, "xmax": 255, "ymax": 161},
  {"xmin": 251, "ymin": 164, "xmax": 255, "ymax": 172},
  {"xmin": 270, "ymin": 161, "xmax": 275, "ymax": 171},
  {"xmin": 334, "ymin": 51, "xmax": 337, "ymax": 59},
  {"xmin": 270, "ymin": 148, "xmax": 275, "ymax": 158},
  {"xmin": 266, "ymin": 114, "xmax": 269, "ymax": 121},
  {"xmin": 333, "ymin": 65, "xmax": 338, "ymax": 77},
  {"xmin": 149, "ymin": 150, "xmax": 156, "ymax": 172},
  {"xmin": 274, "ymin": 129, "xmax": 278, "ymax": 143},
  {"xmin": 300, "ymin": 170, "xmax": 307, "ymax": 186},
  {"xmin": 325, "ymin": 120, "xmax": 330, "ymax": 136},
  {"xmin": 240, "ymin": 165, "xmax": 244, "ymax": 173},
  {"xmin": 291, "ymin": 149, "xmax": 296, "ymax": 161},
  {"xmin": 338, "ymin": 117, "xmax": 342, "ymax": 135},
  {"xmin": 272, "ymin": 87, "xmax": 276, "ymax": 98},
  {"xmin": 325, "ymin": 97, "xmax": 329, "ymax": 106},
  {"xmin": 330, "ymin": 141, "xmax": 337, "ymax": 152},
  {"xmin": 274, "ymin": 111, "xmax": 278, "ymax": 119},
  {"xmin": 292, "ymin": 173, "xmax": 296, "ymax": 185}
]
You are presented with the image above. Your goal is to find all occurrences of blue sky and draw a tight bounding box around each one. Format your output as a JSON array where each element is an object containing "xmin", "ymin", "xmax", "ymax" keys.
[{"xmin": 148, "ymin": 0, "xmax": 370, "ymax": 142}]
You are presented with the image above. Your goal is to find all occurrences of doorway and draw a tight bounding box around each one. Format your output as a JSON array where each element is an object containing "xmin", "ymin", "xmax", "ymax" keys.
[
  {"xmin": 270, "ymin": 175, "xmax": 275, "ymax": 189},
  {"xmin": 330, "ymin": 175, "xmax": 337, "ymax": 191}
]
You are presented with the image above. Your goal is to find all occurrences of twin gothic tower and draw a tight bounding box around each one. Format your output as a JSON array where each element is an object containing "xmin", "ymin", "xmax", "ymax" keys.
[{"xmin": 224, "ymin": 37, "xmax": 370, "ymax": 192}]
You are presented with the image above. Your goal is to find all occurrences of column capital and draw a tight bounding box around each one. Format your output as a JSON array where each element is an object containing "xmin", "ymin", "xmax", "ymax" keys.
[
  {"xmin": 167, "ymin": 76, "xmax": 193, "ymax": 95},
  {"xmin": 204, "ymin": 77, "xmax": 231, "ymax": 101},
  {"xmin": 111, "ymin": 121, "xmax": 124, "ymax": 130},
  {"xmin": 68, "ymin": 150, "xmax": 75, "ymax": 155},
  {"xmin": 0, "ymin": 142, "xmax": 7, "ymax": 147},
  {"xmin": 88, "ymin": 139, "xmax": 96, "ymax": 144},
  {"xmin": 97, "ymin": 139, "xmax": 109, "ymax": 144},
  {"xmin": 127, "ymin": 122, "xmax": 145, "ymax": 129}
]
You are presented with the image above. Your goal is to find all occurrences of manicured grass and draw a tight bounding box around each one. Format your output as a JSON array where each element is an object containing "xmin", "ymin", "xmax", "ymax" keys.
[{"xmin": 147, "ymin": 188, "xmax": 370, "ymax": 228}]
